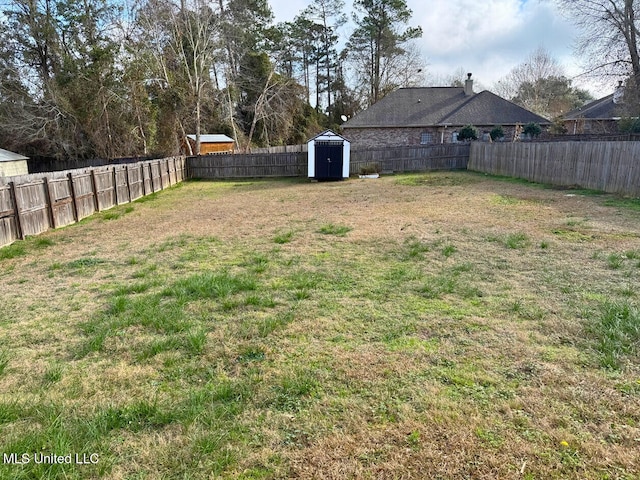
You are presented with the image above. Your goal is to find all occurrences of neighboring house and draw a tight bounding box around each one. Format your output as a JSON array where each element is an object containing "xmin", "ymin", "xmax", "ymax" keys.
[
  {"xmin": 184, "ymin": 134, "xmax": 235, "ymax": 154},
  {"xmin": 0, "ymin": 148, "xmax": 29, "ymax": 177},
  {"xmin": 562, "ymin": 82, "xmax": 626, "ymax": 135},
  {"xmin": 342, "ymin": 74, "xmax": 549, "ymax": 147}
]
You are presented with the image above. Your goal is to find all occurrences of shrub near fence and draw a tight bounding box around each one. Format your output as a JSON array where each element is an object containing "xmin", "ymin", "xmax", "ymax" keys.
[
  {"xmin": 188, "ymin": 144, "xmax": 470, "ymax": 179},
  {"xmin": 0, "ymin": 156, "xmax": 185, "ymax": 248},
  {"xmin": 469, "ymin": 141, "xmax": 640, "ymax": 197}
]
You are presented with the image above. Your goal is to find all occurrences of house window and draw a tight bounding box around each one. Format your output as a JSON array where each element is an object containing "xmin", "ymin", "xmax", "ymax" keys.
[
  {"xmin": 451, "ymin": 132, "xmax": 459, "ymax": 143},
  {"xmin": 482, "ymin": 132, "xmax": 490, "ymax": 142},
  {"xmin": 420, "ymin": 132, "xmax": 433, "ymax": 144}
]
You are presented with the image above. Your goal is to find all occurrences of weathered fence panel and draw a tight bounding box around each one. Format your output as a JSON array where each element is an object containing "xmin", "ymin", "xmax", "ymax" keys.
[
  {"xmin": 93, "ymin": 168, "xmax": 117, "ymax": 211},
  {"xmin": 188, "ymin": 145, "xmax": 470, "ymax": 179},
  {"xmin": 142, "ymin": 163, "xmax": 153, "ymax": 194},
  {"xmin": 350, "ymin": 144, "xmax": 470, "ymax": 174},
  {"xmin": 469, "ymin": 141, "xmax": 640, "ymax": 197},
  {"xmin": 175, "ymin": 157, "xmax": 185, "ymax": 182},
  {"xmin": 150, "ymin": 161, "xmax": 163, "ymax": 192},
  {"xmin": 114, "ymin": 166, "xmax": 131, "ymax": 204},
  {"xmin": 47, "ymin": 177, "xmax": 76, "ymax": 228},
  {"xmin": 248, "ymin": 144, "xmax": 308, "ymax": 154},
  {"xmin": 0, "ymin": 156, "xmax": 185, "ymax": 248},
  {"xmin": 14, "ymin": 180, "xmax": 51, "ymax": 237},
  {"xmin": 0, "ymin": 185, "xmax": 19, "ymax": 246},
  {"xmin": 168, "ymin": 157, "xmax": 177, "ymax": 185},
  {"xmin": 160, "ymin": 158, "xmax": 170, "ymax": 188},
  {"xmin": 127, "ymin": 165, "xmax": 144, "ymax": 201},
  {"xmin": 71, "ymin": 172, "xmax": 97, "ymax": 220},
  {"xmin": 188, "ymin": 152, "xmax": 307, "ymax": 178}
]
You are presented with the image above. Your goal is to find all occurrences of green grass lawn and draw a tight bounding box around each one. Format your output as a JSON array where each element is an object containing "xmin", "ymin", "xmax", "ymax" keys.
[{"xmin": 0, "ymin": 172, "xmax": 639, "ymax": 479}]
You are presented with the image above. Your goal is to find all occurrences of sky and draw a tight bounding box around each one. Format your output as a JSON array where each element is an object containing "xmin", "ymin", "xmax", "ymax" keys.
[{"xmin": 269, "ymin": 0, "xmax": 615, "ymax": 98}]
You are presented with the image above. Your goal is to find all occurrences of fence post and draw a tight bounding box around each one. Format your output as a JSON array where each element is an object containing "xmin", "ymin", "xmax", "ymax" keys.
[
  {"xmin": 67, "ymin": 172, "xmax": 79, "ymax": 222},
  {"xmin": 42, "ymin": 177, "xmax": 56, "ymax": 229},
  {"xmin": 90, "ymin": 169, "xmax": 100, "ymax": 212},
  {"xmin": 148, "ymin": 164, "xmax": 154, "ymax": 193},
  {"xmin": 112, "ymin": 167, "xmax": 119, "ymax": 205},
  {"xmin": 125, "ymin": 165, "xmax": 132, "ymax": 201},
  {"xmin": 8, "ymin": 182, "xmax": 24, "ymax": 240}
]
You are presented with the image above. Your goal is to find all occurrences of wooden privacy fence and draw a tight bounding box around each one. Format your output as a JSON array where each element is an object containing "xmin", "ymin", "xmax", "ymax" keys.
[
  {"xmin": 351, "ymin": 144, "xmax": 470, "ymax": 174},
  {"xmin": 0, "ymin": 157, "xmax": 185, "ymax": 248},
  {"xmin": 188, "ymin": 144, "xmax": 470, "ymax": 179},
  {"xmin": 189, "ymin": 152, "xmax": 307, "ymax": 178},
  {"xmin": 468, "ymin": 141, "xmax": 640, "ymax": 197}
]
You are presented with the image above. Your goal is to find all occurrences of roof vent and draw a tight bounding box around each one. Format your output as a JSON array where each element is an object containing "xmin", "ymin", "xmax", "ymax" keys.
[{"xmin": 464, "ymin": 73, "xmax": 474, "ymax": 97}]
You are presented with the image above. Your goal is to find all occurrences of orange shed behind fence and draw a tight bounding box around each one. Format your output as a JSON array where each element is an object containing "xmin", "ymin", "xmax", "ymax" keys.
[{"xmin": 184, "ymin": 134, "xmax": 235, "ymax": 155}]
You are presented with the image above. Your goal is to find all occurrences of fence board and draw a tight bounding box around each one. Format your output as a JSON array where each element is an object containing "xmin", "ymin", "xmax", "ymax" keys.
[
  {"xmin": 168, "ymin": 157, "xmax": 177, "ymax": 185},
  {"xmin": 150, "ymin": 161, "xmax": 162, "ymax": 192},
  {"xmin": 176, "ymin": 157, "xmax": 185, "ymax": 182},
  {"xmin": 93, "ymin": 169, "xmax": 116, "ymax": 210},
  {"xmin": 47, "ymin": 176, "xmax": 76, "ymax": 228},
  {"xmin": 127, "ymin": 165, "xmax": 144, "ymax": 201},
  {"xmin": 71, "ymin": 173, "xmax": 97, "ymax": 220},
  {"xmin": 469, "ymin": 141, "xmax": 640, "ymax": 197},
  {"xmin": 142, "ymin": 163, "xmax": 153, "ymax": 194},
  {"xmin": 0, "ymin": 185, "xmax": 19, "ymax": 246},
  {"xmin": 160, "ymin": 159, "xmax": 170, "ymax": 188},
  {"xmin": 14, "ymin": 180, "xmax": 51, "ymax": 237},
  {"xmin": 114, "ymin": 166, "xmax": 131, "ymax": 204}
]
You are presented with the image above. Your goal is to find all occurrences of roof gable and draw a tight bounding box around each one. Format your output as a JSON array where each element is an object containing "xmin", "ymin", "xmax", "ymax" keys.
[
  {"xmin": 564, "ymin": 94, "xmax": 622, "ymax": 120},
  {"xmin": 308, "ymin": 129, "xmax": 349, "ymax": 143},
  {"xmin": 0, "ymin": 148, "xmax": 28, "ymax": 162},
  {"xmin": 343, "ymin": 87, "xmax": 549, "ymax": 129}
]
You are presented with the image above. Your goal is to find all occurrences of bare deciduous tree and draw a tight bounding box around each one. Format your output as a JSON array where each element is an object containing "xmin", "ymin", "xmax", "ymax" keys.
[
  {"xmin": 554, "ymin": 0, "xmax": 640, "ymax": 110},
  {"xmin": 492, "ymin": 47, "xmax": 564, "ymax": 101},
  {"xmin": 493, "ymin": 47, "xmax": 592, "ymax": 119}
]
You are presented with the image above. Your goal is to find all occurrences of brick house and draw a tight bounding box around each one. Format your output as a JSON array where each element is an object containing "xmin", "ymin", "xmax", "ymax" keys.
[
  {"xmin": 342, "ymin": 74, "xmax": 549, "ymax": 147},
  {"xmin": 562, "ymin": 82, "xmax": 626, "ymax": 135}
]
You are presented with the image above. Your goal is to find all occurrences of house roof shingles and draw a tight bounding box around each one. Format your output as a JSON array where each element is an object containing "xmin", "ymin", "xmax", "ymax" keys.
[
  {"xmin": 343, "ymin": 87, "xmax": 549, "ymax": 129},
  {"xmin": 563, "ymin": 94, "xmax": 622, "ymax": 120}
]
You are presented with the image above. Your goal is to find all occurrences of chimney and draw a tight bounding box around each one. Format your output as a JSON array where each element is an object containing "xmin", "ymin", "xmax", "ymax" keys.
[
  {"xmin": 464, "ymin": 73, "xmax": 474, "ymax": 96},
  {"xmin": 613, "ymin": 80, "xmax": 624, "ymax": 104}
]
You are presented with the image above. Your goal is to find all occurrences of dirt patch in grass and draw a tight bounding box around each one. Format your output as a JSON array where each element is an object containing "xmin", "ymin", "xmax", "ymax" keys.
[{"xmin": 1, "ymin": 171, "xmax": 639, "ymax": 479}]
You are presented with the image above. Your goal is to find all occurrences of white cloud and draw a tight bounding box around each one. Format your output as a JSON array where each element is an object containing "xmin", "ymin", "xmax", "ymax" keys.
[
  {"xmin": 416, "ymin": 0, "xmax": 525, "ymax": 55},
  {"xmin": 269, "ymin": 0, "xmax": 612, "ymax": 97}
]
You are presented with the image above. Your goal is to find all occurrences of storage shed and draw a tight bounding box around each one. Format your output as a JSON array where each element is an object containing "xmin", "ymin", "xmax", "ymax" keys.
[
  {"xmin": 0, "ymin": 148, "xmax": 29, "ymax": 177},
  {"xmin": 185, "ymin": 134, "xmax": 235, "ymax": 155},
  {"xmin": 307, "ymin": 130, "xmax": 350, "ymax": 180}
]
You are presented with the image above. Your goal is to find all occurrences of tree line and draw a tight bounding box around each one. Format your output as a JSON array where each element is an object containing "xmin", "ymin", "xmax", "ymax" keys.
[
  {"xmin": 0, "ymin": 0, "xmax": 423, "ymax": 161},
  {"xmin": 2, "ymin": 0, "xmax": 639, "ymax": 162}
]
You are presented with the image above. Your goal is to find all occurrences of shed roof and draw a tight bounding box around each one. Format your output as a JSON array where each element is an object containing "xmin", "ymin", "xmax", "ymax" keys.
[
  {"xmin": 343, "ymin": 87, "xmax": 549, "ymax": 129},
  {"xmin": 186, "ymin": 134, "xmax": 234, "ymax": 143},
  {"xmin": 563, "ymin": 94, "xmax": 622, "ymax": 120},
  {"xmin": 308, "ymin": 129, "xmax": 349, "ymax": 143},
  {"xmin": 0, "ymin": 148, "xmax": 28, "ymax": 162}
]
